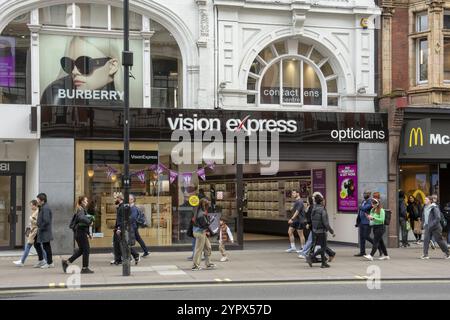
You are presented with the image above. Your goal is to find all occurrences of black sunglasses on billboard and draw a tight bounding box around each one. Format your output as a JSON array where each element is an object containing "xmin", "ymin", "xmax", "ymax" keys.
[{"xmin": 60, "ymin": 56, "xmax": 112, "ymax": 75}]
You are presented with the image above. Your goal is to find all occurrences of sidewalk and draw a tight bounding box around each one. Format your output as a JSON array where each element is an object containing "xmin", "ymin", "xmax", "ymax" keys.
[{"xmin": 0, "ymin": 243, "xmax": 449, "ymax": 290}]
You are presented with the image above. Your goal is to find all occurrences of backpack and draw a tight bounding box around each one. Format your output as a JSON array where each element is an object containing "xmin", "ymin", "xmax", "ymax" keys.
[
  {"xmin": 439, "ymin": 209, "xmax": 448, "ymax": 229},
  {"xmin": 384, "ymin": 209, "xmax": 391, "ymax": 226},
  {"xmin": 136, "ymin": 208, "xmax": 148, "ymax": 228}
]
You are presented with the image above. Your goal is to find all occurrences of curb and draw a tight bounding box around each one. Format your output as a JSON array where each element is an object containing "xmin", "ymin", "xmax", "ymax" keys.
[{"xmin": 1, "ymin": 276, "xmax": 450, "ymax": 292}]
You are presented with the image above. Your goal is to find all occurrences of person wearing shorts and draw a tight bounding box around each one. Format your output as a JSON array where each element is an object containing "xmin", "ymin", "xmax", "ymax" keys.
[{"xmin": 286, "ymin": 190, "xmax": 306, "ymax": 253}]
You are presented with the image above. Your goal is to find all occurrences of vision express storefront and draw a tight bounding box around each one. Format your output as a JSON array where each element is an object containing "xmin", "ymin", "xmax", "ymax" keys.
[
  {"xmin": 40, "ymin": 106, "xmax": 387, "ymax": 253},
  {"xmin": 399, "ymin": 109, "xmax": 450, "ymax": 210}
]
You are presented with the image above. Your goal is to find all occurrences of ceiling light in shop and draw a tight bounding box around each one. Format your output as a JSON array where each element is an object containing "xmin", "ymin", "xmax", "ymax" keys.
[
  {"xmin": 111, "ymin": 174, "xmax": 117, "ymax": 182},
  {"xmin": 87, "ymin": 169, "xmax": 95, "ymax": 178}
]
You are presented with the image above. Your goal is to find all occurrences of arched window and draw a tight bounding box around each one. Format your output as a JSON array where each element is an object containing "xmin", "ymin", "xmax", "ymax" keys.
[
  {"xmin": 1, "ymin": 2, "xmax": 183, "ymax": 108},
  {"xmin": 247, "ymin": 38, "xmax": 339, "ymax": 108}
]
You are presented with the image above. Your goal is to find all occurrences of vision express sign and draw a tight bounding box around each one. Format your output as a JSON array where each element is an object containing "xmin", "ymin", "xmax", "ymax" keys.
[{"xmin": 401, "ymin": 118, "xmax": 450, "ymax": 159}]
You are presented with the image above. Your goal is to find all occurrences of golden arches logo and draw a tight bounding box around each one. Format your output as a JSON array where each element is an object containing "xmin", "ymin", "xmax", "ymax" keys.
[{"xmin": 409, "ymin": 127, "xmax": 424, "ymax": 147}]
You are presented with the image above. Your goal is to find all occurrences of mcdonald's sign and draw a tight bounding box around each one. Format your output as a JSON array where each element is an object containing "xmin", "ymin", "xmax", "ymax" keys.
[{"xmin": 409, "ymin": 127, "xmax": 424, "ymax": 147}]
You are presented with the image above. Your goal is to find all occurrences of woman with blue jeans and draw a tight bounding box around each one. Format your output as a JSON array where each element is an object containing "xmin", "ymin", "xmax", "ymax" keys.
[{"xmin": 13, "ymin": 200, "xmax": 47, "ymax": 266}]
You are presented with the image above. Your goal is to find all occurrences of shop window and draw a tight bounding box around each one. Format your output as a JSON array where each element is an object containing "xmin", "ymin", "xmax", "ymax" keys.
[
  {"xmin": 444, "ymin": 11, "xmax": 450, "ymax": 30},
  {"xmin": 76, "ymin": 4, "xmax": 108, "ymax": 29},
  {"xmin": 110, "ymin": 6, "xmax": 142, "ymax": 31},
  {"xmin": 39, "ymin": 5, "xmax": 72, "ymax": 27},
  {"xmin": 417, "ymin": 38, "xmax": 428, "ymax": 83},
  {"xmin": 249, "ymin": 38, "xmax": 339, "ymax": 107},
  {"xmin": 400, "ymin": 164, "xmax": 438, "ymax": 205},
  {"xmin": 151, "ymin": 21, "xmax": 182, "ymax": 109},
  {"xmin": 445, "ymin": 38, "xmax": 450, "ymax": 82},
  {"xmin": 0, "ymin": 13, "xmax": 31, "ymax": 104},
  {"xmin": 416, "ymin": 11, "xmax": 428, "ymax": 32}
]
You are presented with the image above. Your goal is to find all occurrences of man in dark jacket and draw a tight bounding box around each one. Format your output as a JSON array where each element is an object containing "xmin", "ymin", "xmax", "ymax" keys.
[
  {"xmin": 354, "ymin": 191, "xmax": 375, "ymax": 256},
  {"xmin": 421, "ymin": 196, "xmax": 449, "ymax": 259},
  {"xmin": 111, "ymin": 194, "xmax": 140, "ymax": 265},
  {"xmin": 36, "ymin": 193, "xmax": 54, "ymax": 269},
  {"xmin": 399, "ymin": 191, "xmax": 409, "ymax": 247},
  {"xmin": 306, "ymin": 194, "xmax": 335, "ymax": 268}
]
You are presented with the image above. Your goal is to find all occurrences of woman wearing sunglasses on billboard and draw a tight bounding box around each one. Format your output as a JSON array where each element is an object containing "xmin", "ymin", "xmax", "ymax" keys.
[{"xmin": 40, "ymin": 36, "xmax": 123, "ymax": 106}]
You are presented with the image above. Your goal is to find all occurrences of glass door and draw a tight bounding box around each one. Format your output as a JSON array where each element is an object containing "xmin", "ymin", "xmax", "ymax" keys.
[{"xmin": 0, "ymin": 176, "xmax": 11, "ymax": 248}]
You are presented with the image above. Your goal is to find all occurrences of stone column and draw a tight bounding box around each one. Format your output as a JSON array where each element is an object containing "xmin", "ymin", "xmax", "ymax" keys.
[
  {"xmin": 381, "ymin": 3, "xmax": 395, "ymax": 96},
  {"xmin": 428, "ymin": 0, "xmax": 444, "ymax": 103},
  {"xmin": 141, "ymin": 16, "xmax": 154, "ymax": 108},
  {"xmin": 387, "ymin": 105, "xmax": 404, "ymax": 248}
]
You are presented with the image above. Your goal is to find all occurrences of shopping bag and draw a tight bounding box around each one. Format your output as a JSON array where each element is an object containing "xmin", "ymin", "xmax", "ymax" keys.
[
  {"xmin": 406, "ymin": 221, "xmax": 411, "ymax": 231},
  {"xmin": 413, "ymin": 220, "xmax": 422, "ymax": 234}
]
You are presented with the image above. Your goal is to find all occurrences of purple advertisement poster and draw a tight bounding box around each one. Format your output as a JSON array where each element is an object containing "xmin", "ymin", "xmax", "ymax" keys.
[
  {"xmin": 337, "ymin": 164, "xmax": 358, "ymax": 212},
  {"xmin": 0, "ymin": 36, "xmax": 16, "ymax": 87},
  {"xmin": 312, "ymin": 169, "xmax": 326, "ymax": 200}
]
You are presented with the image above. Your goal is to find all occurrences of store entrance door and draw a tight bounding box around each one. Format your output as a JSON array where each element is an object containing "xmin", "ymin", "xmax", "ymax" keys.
[
  {"xmin": 439, "ymin": 164, "xmax": 450, "ymax": 206},
  {"xmin": 0, "ymin": 162, "xmax": 26, "ymax": 250}
]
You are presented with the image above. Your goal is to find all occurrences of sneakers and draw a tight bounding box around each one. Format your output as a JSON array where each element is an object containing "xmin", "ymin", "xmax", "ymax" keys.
[
  {"xmin": 285, "ymin": 247, "xmax": 297, "ymax": 253},
  {"xmin": 62, "ymin": 260, "xmax": 69, "ymax": 273},
  {"xmin": 81, "ymin": 268, "xmax": 94, "ymax": 274},
  {"xmin": 110, "ymin": 260, "xmax": 122, "ymax": 265},
  {"xmin": 321, "ymin": 262, "xmax": 330, "ymax": 268},
  {"xmin": 206, "ymin": 263, "xmax": 216, "ymax": 270},
  {"xmin": 378, "ymin": 255, "xmax": 390, "ymax": 260},
  {"xmin": 328, "ymin": 255, "xmax": 336, "ymax": 263},
  {"xmin": 13, "ymin": 260, "xmax": 24, "ymax": 267},
  {"xmin": 134, "ymin": 255, "xmax": 141, "ymax": 265},
  {"xmin": 220, "ymin": 256, "xmax": 228, "ymax": 262},
  {"xmin": 445, "ymin": 254, "xmax": 450, "ymax": 260},
  {"xmin": 363, "ymin": 255, "xmax": 374, "ymax": 261},
  {"xmin": 40, "ymin": 263, "xmax": 55, "ymax": 269},
  {"xmin": 354, "ymin": 253, "xmax": 364, "ymax": 257},
  {"xmin": 33, "ymin": 260, "xmax": 46, "ymax": 268},
  {"xmin": 420, "ymin": 255, "xmax": 430, "ymax": 260},
  {"xmin": 298, "ymin": 254, "xmax": 306, "ymax": 259},
  {"xmin": 430, "ymin": 241, "xmax": 436, "ymax": 250},
  {"xmin": 191, "ymin": 265, "xmax": 202, "ymax": 271},
  {"xmin": 142, "ymin": 252, "xmax": 150, "ymax": 258}
]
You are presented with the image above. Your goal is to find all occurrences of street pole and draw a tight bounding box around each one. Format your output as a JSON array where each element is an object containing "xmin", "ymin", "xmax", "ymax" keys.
[{"xmin": 121, "ymin": 0, "xmax": 133, "ymax": 276}]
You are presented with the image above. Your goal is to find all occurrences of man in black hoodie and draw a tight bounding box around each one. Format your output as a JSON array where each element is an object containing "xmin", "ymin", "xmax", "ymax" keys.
[{"xmin": 306, "ymin": 194, "xmax": 335, "ymax": 268}]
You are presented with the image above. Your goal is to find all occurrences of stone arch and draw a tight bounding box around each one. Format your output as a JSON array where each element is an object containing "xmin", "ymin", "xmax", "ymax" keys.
[
  {"xmin": 0, "ymin": 0, "xmax": 199, "ymax": 107},
  {"xmin": 240, "ymin": 27, "xmax": 354, "ymax": 103}
]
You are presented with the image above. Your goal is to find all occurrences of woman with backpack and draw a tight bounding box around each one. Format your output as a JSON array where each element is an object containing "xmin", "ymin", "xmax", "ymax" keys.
[
  {"xmin": 191, "ymin": 198, "xmax": 215, "ymax": 271},
  {"xmin": 62, "ymin": 195, "xmax": 95, "ymax": 274},
  {"xmin": 364, "ymin": 198, "xmax": 390, "ymax": 261}
]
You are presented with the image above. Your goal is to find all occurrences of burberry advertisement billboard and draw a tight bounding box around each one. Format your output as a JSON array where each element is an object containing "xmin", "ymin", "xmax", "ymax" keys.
[
  {"xmin": 39, "ymin": 34, "xmax": 143, "ymax": 107},
  {"xmin": 401, "ymin": 118, "xmax": 450, "ymax": 159}
]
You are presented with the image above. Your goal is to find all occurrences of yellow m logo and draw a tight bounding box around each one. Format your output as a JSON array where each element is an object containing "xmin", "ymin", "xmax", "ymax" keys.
[{"xmin": 409, "ymin": 127, "xmax": 423, "ymax": 147}]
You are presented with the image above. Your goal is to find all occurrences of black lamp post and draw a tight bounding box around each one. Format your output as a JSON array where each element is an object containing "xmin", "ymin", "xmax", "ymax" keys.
[{"xmin": 121, "ymin": 0, "xmax": 133, "ymax": 276}]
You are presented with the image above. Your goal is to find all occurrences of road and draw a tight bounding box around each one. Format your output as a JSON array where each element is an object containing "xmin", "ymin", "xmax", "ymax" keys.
[{"xmin": 1, "ymin": 280, "xmax": 450, "ymax": 300}]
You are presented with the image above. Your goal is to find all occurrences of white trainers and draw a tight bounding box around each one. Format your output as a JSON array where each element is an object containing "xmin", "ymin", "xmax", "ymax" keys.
[
  {"xmin": 33, "ymin": 260, "xmax": 46, "ymax": 268},
  {"xmin": 378, "ymin": 256, "xmax": 390, "ymax": 260},
  {"xmin": 13, "ymin": 260, "xmax": 24, "ymax": 267},
  {"xmin": 420, "ymin": 255, "xmax": 430, "ymax": 260},
  {"xmin": 220, "ymin": 256, "xmax": 228, "ymax": 262},
  {"xmin": 298, "ymin": 254, "xmax": 306, "ymax": 259},
  {"xmin": 40, "ymin": 263, "xmax": 55, "ymax": 269},
  {"xmin": 430, "ymin": 241, "xmax": 436, "ymax": 250},
  {"xmin": 285, "ymin": 247, "xmax": 297, "ymax": 253},
  {"xmin": 363, "ymin": 255, "xmax": 374, "ymax": 261}
]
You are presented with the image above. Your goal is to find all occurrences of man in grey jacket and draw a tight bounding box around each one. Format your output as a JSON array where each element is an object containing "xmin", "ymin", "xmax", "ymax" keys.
[
  {"xmin": 421, "ymin": 196, "xmax": 449, "ymax": 259},
  {"xmin": 36, "ymin": 193, "xmax": 54, "ymax": 269}
]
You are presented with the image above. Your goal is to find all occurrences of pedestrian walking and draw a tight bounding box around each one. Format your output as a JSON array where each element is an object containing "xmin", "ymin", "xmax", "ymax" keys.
[
  {"xmin": 13, "ymin": 200, "xmax": 47, "ymax": 266},
  {"xmin": 218, "ymin": 217, "xmax": 234, "ymax": 262},
  {"xmin": 286, "ymin": 190, "xmax": 306, "ymax": 253},
  {"xmin": 62, "ymin": 195, "xmax": 95, "ymax": 274},
  {"xmin": 364, "ymin": 198, "xmax": 390, "ymax": 261},
  {"xmin": 399, "ymin": 191, "xmax": 410, "ymax": 248},
  {"xmin": 298, "ymin": 196, "xmax": 314, "ymax": 259},
  {"xmin": 306, "ymin": 193, "xmax": 335, "ymax": 268},
  {"xmin": 35, "ymin": 193, "xmax": 54, "ymax": 269},
  {"xmin": 191, "ymin": 198, "xmax": 215, "ymax": 271},
  {"xmin": 110, "ymin": 194, "xmax": 140, "ymax": 265},
  {"xmin": 354, "ymin": 191, "xmax": 376, "ymax": 256},
  {"xmin": 420, "ymin": 196, "xmax": 450, "ymax": 260},
  {"xmin": 130, "ymin": 194, "xmax": 149, "ymax": 257},
  {"xmin": 407, "ymin": 195, "xmax": 422, "ymax": 244}
]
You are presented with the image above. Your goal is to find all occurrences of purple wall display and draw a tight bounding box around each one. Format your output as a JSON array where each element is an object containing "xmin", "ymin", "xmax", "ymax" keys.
[
  {"xmin": 312, "ymin": 169, "xmax": 326, "ymax": 200},
  {"xmin": 0, "ymin": 36, "xmax": 16, "ymax": 87}
]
